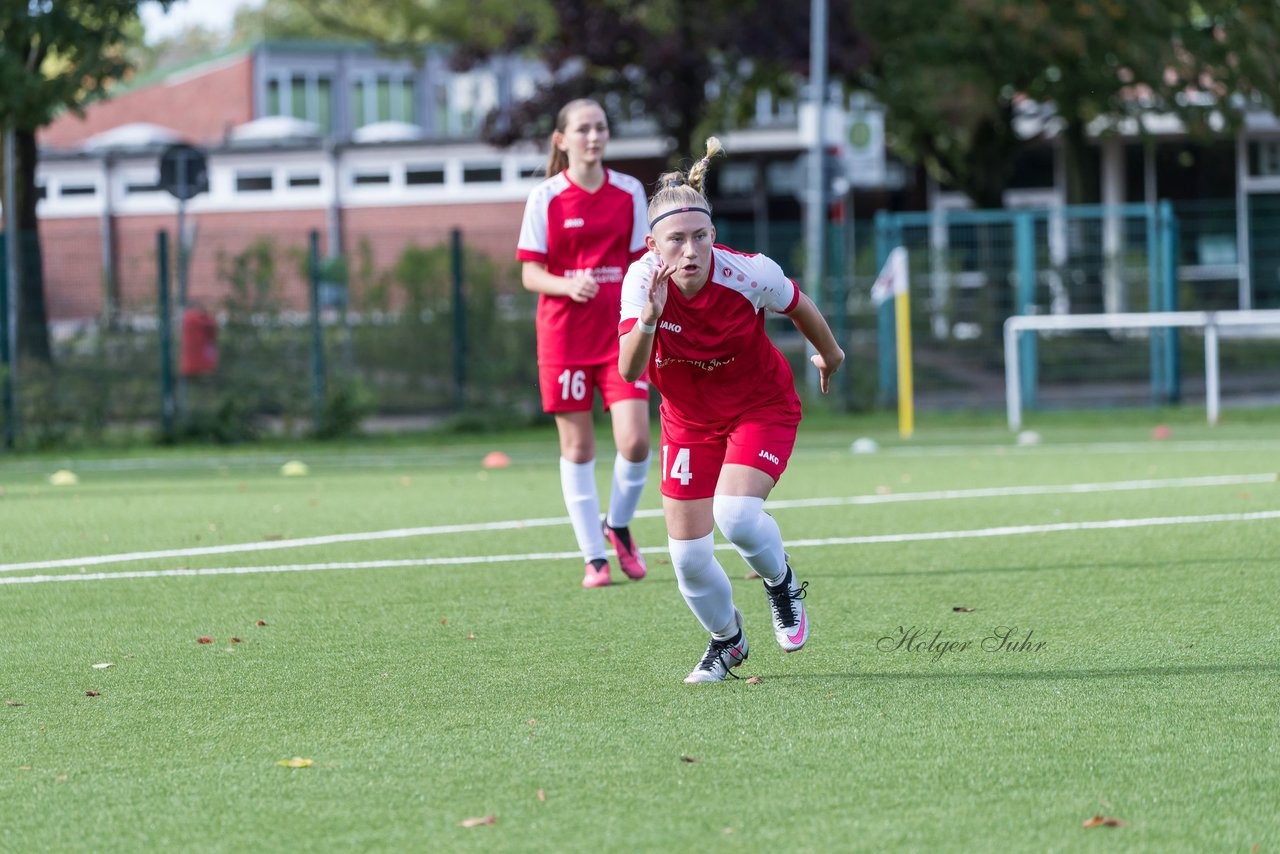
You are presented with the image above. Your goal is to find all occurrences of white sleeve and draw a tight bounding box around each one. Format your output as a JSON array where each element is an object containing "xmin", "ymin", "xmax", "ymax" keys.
[
  {"xmin": 620, "ymin": 254, "xmax": 656, "ymax": 323},
  {"xmin": 516, "ymin": 188, "xmax": 548, "ymax": 259},
  {"xmin": 758, "ymin": 255, "xmax": 799, "ymax": 313},
  {"xmin": 629, "ymin": 184, "xmax": 648, "ymax": 256}
]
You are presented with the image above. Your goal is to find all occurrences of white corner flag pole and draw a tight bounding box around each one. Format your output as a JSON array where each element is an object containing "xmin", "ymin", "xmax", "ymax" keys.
[{"xmin": 871, "ymin": 247, "xmax": 912, "ymax": 438}]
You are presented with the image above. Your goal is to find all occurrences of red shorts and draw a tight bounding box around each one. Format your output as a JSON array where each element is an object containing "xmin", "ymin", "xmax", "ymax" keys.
[
  {"xmin": 658, "ymin": 414, "xmax": 799, "ymax": 500},
  {"xmin": 538, "ymin": 362, "xmax": 650, "ymax": 414}
]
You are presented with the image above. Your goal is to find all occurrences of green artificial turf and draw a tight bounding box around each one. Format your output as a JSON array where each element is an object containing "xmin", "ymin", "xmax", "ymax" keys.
[{"xmin": 2, "ymin": 413, "xmax": 1278, "ymax": 851}]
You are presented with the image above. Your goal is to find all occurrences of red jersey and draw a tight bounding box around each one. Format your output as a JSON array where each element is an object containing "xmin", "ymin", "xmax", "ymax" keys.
[
  {"xmin": 619, "ymin": 246, "xmax": 802, "ymax": 430},
  {"xmin": 517, "ymin": 169, "xmax": 648, "ymax": 365}
]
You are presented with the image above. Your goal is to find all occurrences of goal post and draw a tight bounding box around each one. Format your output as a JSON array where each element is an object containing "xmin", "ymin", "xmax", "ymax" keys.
[{"xmin": 1004, "ymin": 309, "xmax": 1280, "ymax": 430}]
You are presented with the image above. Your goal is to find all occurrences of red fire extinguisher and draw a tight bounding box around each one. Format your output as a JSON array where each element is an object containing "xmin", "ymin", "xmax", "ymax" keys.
[{"xmin": 180, "ymin": 306, "xmax": 218, "ymax": 377}]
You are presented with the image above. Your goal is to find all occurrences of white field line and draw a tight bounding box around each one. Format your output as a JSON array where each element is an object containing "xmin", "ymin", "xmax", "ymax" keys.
[
  {"xmin": 4, "ymin": 509, "xmax": 1279, "ymax": 586},
  {"xmin": 1, "ymin": 473, "xmax": 1275, "ymax": 575},
  {"xmin": 8, "ymin": 437, "xmax": 1279, "ymax": 474}
]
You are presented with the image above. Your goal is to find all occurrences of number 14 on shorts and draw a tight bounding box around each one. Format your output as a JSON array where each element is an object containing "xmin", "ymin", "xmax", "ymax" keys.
[{"xmin": 662, "ymin": 444, "xmax": 692, "ymax": 486}]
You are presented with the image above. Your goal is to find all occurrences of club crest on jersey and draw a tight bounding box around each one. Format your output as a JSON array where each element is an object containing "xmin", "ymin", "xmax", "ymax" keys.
[
  {"xmin": 659, "ymin": 320, "xmax": 682, "ymax": 333},
  {"xmin": 563, "ymin": 217, "xmax": 586, "ymax": 228}
]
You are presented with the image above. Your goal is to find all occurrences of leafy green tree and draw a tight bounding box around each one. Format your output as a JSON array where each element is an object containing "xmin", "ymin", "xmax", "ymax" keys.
[
  {"xmin": 128, "ymin": 23, "xmax": 226, "ymax": 80},
  {"xmin": 1, "ymin": 0, "xmax": 173, "ymax": 362},
  {"xmin": 230, "ymin": 0, "xmax": 356, "ymax": 44},
  {"xmin": 283, "ymin": 0, "xmax": 862, "ymax": 162},
  {"xmin": 853, "ymin": 0, "xmax": 1280, "ymax": 206}
]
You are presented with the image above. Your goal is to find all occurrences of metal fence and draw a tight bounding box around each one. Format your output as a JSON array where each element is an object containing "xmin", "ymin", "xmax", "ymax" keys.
[
  {"xmin": 867, "ymin": 202, "xmax": 1280, "ymax": 413},
  {"xmin": 2, "ymin": 197, "xmax": 1279, "ymax": 448}
]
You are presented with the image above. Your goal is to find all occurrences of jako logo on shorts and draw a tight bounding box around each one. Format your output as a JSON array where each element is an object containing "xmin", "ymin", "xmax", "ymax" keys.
[{"xmin": 758, "ymin": 450, "xmax": 780, "ymax": 465}]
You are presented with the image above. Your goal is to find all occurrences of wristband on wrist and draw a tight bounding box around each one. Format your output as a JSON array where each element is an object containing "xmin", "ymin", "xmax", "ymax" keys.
[{"xmin": 636, "ymin": 319, "xmax": 657, "ymax": 334}]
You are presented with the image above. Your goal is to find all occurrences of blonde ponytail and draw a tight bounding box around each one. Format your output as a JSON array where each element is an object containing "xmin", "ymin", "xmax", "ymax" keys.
[
  {"xmin": 647, "ymin": 137, "xmax": 727, "ymax": 226},
  {"xmin": 687, "ymin": 137, "xmax": 723, "ymax": 194}
]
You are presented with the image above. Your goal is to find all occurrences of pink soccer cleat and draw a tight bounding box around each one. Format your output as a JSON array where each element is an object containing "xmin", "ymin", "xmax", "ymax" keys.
[
  {"xmin": 582, "ymin": 558, "xmax": 612, "ymax": 588},
  {"xmin": 603, "ymin": 523, "xmax": 647, "ymax": 580}
]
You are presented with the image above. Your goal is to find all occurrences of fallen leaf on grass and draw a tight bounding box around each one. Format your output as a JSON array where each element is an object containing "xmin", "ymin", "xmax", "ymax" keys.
[
  {"xmin": 1082, "ymin": 815, "xmax": 1126, "ymax": 828},
  {"xmin": 256, "ymin": 620, "xmax": 267, "ymax": 626},
  {"xmin": 85, "ymin": 691, "xmax": 101, "ymax": 697},
  {"xmin": 459, "ymin": 816, "xmax": 496, "ymax": 828},
  {"xmin": 197, "ymin": 636, "xmax": 214, "ymax": 644},
  {"xmin": 229, "ymin": 638, "xmax": 242, "ymax": 644},
  {"xmin": 466, "ymin": 632, "xmax": 476, "ymax": 640},
  {"xmin": 5, "ymin": 700, "xmax": 24, "ymax": 707},
  {"xmin": 263, "ymin": 533, "xmax": 285, "ymax": 541},
  {"xmin": 91, "ymin": 662, "xmax": 114, "ymax": 669},
  {"xmin": 440, "ymin": 618, "xmax": 449, "ymax": 626},
  {"xmin": 679, "ymin": 755, "xmax": 701, "ymax": 763},
  {"xmin": 536, "ymin": 790, "xmax": 545, "ymax": 802},
  {"xmin": 54, "ymin": 775, "xmax": 68, "ymax": 782},
  {"xmin": 277, "ymin": 757, "xmax": 313, "ymax": 768},
  {"xmin": 745, "ymin": 676, "xmax": 764, "ymax": 684},
  {"xmin": 952, "ymin": 607, "xmax": 976, "ymax": 613}
]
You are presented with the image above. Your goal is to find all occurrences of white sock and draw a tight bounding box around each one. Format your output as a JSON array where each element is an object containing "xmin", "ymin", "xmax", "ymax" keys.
[
  {"xmin": 668, "ymin": 533, "xmax": 737, "ymax": 638},
  {"xmin": 713, "ymin": 495, "xmax": 787, "ymax": 585},
  {"xmin": 560, "ymin": 457, "xmax": 606, "ymax": 562},
  {"xmin": 605, "ymin": 452, "xmax": 649, "ymax": 529}
]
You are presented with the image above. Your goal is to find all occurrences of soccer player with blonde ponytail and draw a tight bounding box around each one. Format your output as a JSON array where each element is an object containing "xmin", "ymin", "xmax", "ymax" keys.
[{"xmin": 619, "ymin": 137, "xmax": 845, "ymax": 683}]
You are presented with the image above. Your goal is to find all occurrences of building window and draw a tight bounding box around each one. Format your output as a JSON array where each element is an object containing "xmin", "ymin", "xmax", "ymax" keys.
[
  {"xmin": 1250, "ymin": 140, "xmax": 1280, "ymax": 177},
  {"xmin": 518, "ymin": 165, "xmax": 544, "ymax": 180},
  {"xmin": 406, "ymin": 166, "xmax": 445, "ymax": 185},
  {"xmin": 353, "ymin": 171, "xmax": 391, "ymax": 186},
  {"xmin": 126, "ymin": 181, "xmax": 164, "ymax": 194},
  {"xmin": 36, "ymin": 183, "xmax": 47, "ymax": 200},
  {"xmin": 267, "ymin": 79, "xmax": 281, "ymax": 116},
  {"xmin": 352, "ymin": 73, "xmax": 417, "ymax": 128},
  {"xmin": 352, "ymin": 79, "xmax": 366, "ymax": 128},
  {"xmin": 376, "ymin": 76, "xmax": 392, "ymax": 123},
  {"xmin": 400, "ymin": 78, "xmax": 416, "ymax": 124},
  {"xmin": 291, "ymin": 75, "xmax": 308, "ymax": 121},
  {"xmin": 265, "ymin": 72, "xmax": 333, "ymax": 133},
  {"xmin": 317, "ymin": 78, "xmax": 332, "ymax": 133},
  {"xmin": 236, "ymin": 173, "xmax": 274, "ymax": 192},
  {"xmin": 60, "ymin": 184, "xmax": 97, "ymax": 197},
  {"xmin": 288, "ymin": 174, "xmax": 322, "ymax": 188},
  {"xmin": 445, "ymin": 69, "xmax": 498, "ymax": 137},
  {"xmin": 463, "ymin": 164, "xmax": 502, "ymax": 183}
]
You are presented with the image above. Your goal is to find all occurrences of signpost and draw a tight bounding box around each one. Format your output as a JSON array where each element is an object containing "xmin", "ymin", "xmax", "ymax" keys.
[
  {"xmin": 158, "ymin": 144, "xmax": 208, "ymax": 414},
  {"xmin": 2, "ymin": 129, "xmax": 18, "ymax": 449}
]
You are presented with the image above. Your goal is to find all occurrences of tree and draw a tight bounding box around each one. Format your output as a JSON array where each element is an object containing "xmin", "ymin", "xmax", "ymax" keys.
[
  {"xmin": 230, "ymin": 0, "xmax": 357, "ymax": 45},
  {"xmin": 1, "ymin": 0, "xmax": 173, "ymax": 363},
  {"xmin": 285, "ymin": 0, "xmax": 864, "ymax": 163},
  {"xmin": 128, "ymin": 23, "xmax": 227, "ymax": 81},
  {"xmin": 852, "ymin": 0, "xmax": 1280, "ymax": 207}
]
